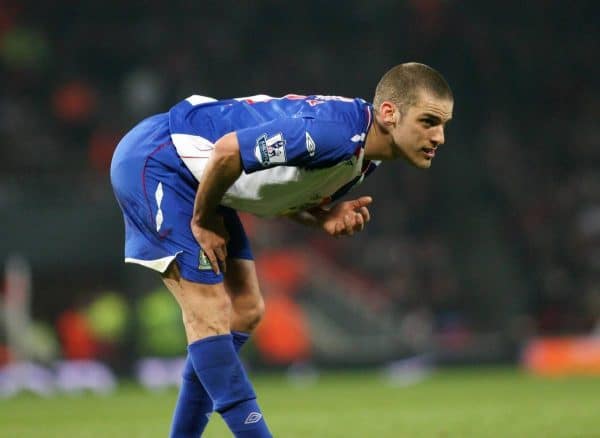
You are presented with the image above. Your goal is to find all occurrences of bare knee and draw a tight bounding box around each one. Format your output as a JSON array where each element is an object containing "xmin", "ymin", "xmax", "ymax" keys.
[
  {"xmin": 232, "ymin": 293, "xmax": 265, "ymax": 333},
  {"xmin": 182, "ymin": 289, "xmax": 232, "ymax": 338},
  {"xmin": 223, "ymin": 258, "xmax": 265, "ymax": 333},
  {"xmin": 246, "ymin": 294, "xmax": 265, "ymax": 331},
  {"xmin": 162, "ymin": 261, "xmax": 233, "ymax": 342}
]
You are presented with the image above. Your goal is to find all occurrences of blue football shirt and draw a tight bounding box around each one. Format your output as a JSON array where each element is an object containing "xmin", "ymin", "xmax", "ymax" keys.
[{"xmin": 168, "ymin": 94, "xmax": 380, "ymax": 216}]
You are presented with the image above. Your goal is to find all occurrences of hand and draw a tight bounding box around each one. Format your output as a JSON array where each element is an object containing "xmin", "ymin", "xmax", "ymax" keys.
[
  {"xmin": 190, "ymin": 214, "xmax": 229, "ymax": 274},
  {"xmin": 321, "ymin": 196, "xmax": 372, "ymax": 237}
]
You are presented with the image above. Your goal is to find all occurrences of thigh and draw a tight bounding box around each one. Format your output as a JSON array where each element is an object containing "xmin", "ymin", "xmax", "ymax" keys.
[
  {"xmin": 162, "ymin": 262, "xmax": 232, "ymax": 343},
  {"xmin": 224, "ymin": 258, "xmax": 261, "ymax": 300},
  {"xmin": 112, "ymin": 119, "xmax": 224, "ymax": 284}
]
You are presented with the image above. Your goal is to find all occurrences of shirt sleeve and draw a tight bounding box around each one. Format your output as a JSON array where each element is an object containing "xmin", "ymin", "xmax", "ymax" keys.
[{"xmin": 235, "ymin": 116, "xmax": 358, "ymax": 173}]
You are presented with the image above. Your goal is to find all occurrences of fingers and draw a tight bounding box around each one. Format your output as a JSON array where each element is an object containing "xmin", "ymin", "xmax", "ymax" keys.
[
  {"xmin": 351, "ymin": 196, "xmax": 373, "ymax": 209},
  {"xmin": 334, "ymin": 220, "xmax": 344, "ymax": 236},
  {"xmin": 203, "ymin": 244, "xmax": 228, "ymax": 275},
  {"xmin": 214, "ymin": 246, "xmax": 227, "ymax": 273},
  {"xmin": 326, "ymin": 200, "xmax": 372, "ymax": 237},
  {"xmin": 354, "ymin": 212, "xmax": 364, "ymax": 231},
  {"xmin": 202, "ymin": 249, "xmax": 220, "ymax": 275},
  {"xmin": 359, "ymin": 206, "xmax": 370, "ymax": 223},
  {"xmin": 344, "ymin": 214, "xmax": 354, "ymax": 235},
  {"xmin": 192, "ymin": 215, "xmax": 229, "ymax": 274},
  {"xmin": 340, "ymin": 212, "xmax": 365, "ymax": 236}
]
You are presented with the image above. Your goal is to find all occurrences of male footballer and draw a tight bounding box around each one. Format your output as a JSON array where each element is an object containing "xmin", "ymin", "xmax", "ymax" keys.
[{"xmin": 110, "ymin": 62, "xmax": 453, "ymax": 437}]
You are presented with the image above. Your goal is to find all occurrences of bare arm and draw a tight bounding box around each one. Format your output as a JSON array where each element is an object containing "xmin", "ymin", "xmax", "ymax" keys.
[
  {"xmin": 191, "ymin": 130, "xmax": 373, "ymax": 271},
  {"xmin": 287, "ymin": 207, "xmax": 330, "ymax": 228},
  {"xmin": 190, "ymin": 132, "xmax": 242, "ymax": 274}
]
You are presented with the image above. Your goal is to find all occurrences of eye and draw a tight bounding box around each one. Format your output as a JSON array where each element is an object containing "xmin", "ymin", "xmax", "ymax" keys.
[{"xmin": 421, "ymin": 118, "xmax": 434, "ymax": 128}]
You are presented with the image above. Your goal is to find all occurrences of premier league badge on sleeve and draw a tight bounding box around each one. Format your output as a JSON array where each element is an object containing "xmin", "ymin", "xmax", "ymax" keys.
[{"xmin": 254, "ymin": 133, "xmax": 287, "ymax": 166}]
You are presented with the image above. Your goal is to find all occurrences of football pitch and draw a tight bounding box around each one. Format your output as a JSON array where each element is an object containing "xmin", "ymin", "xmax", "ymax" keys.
[{"xmin": 2, "ymin": 367, "xmax": 599, "ymax": 437}]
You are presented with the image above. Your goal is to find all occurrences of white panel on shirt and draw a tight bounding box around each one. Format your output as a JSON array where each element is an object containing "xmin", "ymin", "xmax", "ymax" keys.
[
  {"xmin": 171, "ymin": 133, "xmax": 365, "ymax": 217},
  {"xmin": 170, "ymin": 133, "xmax": 214, "ymax": 180},
  {"xmin": 222, "ymin": 151, "xmax": 364, "ymax": 217}
]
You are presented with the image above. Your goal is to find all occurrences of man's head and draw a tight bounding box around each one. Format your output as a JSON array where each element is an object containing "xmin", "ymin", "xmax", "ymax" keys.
[{"xmin": 372, "ymin": 62, "xmax": 453, "ymax": 168}]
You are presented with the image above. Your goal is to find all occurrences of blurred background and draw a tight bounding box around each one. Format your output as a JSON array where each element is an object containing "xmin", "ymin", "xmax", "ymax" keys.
[{"xmin": 1, "ymin": 0, "xmax": 599, "ymax": 395}]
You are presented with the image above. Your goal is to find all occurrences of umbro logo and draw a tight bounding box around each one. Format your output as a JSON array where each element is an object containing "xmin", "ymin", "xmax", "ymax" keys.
[{"xmin": 244, "ymin": 412, "xmax": 263, "ymax": 424}]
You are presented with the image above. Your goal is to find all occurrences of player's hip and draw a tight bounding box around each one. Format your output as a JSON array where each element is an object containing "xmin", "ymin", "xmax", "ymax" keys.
[
  {"xmin": 110, "ymin": 113, "xmax": 197, "ymax": 192},
  {"xmin": 111, "ymin": 113, "xmax": 170, "ymax": 177}
]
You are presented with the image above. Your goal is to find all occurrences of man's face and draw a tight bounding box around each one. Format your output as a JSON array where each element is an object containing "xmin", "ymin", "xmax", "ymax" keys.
[{"xmin": 388, "ymin": 91, "xmax": 453, "ymax": 168}]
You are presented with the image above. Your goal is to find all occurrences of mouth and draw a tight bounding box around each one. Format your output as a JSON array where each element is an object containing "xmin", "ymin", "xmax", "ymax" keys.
[{"xmin": 421, "ymin": 147, "xmax": 436, "ymax": 159}]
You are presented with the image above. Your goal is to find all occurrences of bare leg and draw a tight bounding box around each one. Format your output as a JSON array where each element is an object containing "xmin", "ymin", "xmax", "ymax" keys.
[
  {"xmin": 162, "ymin": 261, "xmax": 231, "ymax": 342},
  {"xmin": 164, "ymin": 260, "xmax": 272, "ymax": 437},
  {"xmin": 224, "ymin": 258, "xmax": 265, "ymax": 334}
]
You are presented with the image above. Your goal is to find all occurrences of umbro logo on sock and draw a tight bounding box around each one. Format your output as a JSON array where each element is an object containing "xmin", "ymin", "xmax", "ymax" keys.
[{"xmin": 244, "ymin": 412, "xmax": 263, "ymax": 424}]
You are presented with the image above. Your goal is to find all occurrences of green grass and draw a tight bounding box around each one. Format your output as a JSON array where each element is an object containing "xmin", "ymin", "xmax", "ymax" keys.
[{"xmin": 2, "ymin": 368, "xmax": 599, "ymax": 437}]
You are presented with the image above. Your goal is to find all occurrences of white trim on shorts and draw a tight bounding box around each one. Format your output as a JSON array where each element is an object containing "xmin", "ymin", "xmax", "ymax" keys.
[{"xmin": 124, "ymin": 251, "xmax": 183, "ymax": 273}]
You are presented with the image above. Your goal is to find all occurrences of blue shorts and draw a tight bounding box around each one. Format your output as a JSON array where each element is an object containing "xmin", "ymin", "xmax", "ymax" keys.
[{"xmin": 110, "ymin": 113, "xmax": 252, "ymax": 284}]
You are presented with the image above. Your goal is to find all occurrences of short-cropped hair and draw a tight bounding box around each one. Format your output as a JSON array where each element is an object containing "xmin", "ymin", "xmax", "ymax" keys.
[{"xmin": 373, "ymin": 63, "xmax": 453, "ymax": 112}]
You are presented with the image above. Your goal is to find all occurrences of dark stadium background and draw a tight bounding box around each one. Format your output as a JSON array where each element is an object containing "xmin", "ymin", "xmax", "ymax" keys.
[{"xmin": 1, "ymin": 0, "xmax": 598, "ymax": 376}]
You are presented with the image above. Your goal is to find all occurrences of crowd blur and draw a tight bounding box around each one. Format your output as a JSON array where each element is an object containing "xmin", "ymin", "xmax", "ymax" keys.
[{"xmin": 1, "ymin": 0, "xmax": 598, "ymax": 371}]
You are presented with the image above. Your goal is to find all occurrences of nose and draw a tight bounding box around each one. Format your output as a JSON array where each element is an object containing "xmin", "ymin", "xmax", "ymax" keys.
[{"xmin": 430, "ymin": 126, "xmax": 445, "ymax": 147}]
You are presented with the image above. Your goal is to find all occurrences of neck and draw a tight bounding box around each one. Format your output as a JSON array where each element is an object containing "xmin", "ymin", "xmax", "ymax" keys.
[{"xmin": 364, "ymin": 113, "xmax": 394, "ymax": 160}]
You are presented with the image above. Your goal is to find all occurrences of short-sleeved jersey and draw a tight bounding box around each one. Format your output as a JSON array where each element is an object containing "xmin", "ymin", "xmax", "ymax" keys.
[{"xmin": 168, "ymin": 94, "xmax": 380, "ymax": 217}]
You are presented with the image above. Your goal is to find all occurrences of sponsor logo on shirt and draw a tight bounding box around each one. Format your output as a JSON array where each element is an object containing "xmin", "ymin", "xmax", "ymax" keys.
[
  {"xmin": 255, "ymin": 133, "xmax": 287, "ymax": 166},
  {"xmin": 305, "ymin": 131, "xmax": 316, "ymax": 157}
]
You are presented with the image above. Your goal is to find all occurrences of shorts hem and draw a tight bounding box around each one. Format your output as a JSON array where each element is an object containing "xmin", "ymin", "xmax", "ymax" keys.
[
  {"xmin": 124, "ymin": 252, "xmax": 182, "ymax": 273},
  {"xmin": 177, "ymin": 267, "xmax": 224, "ymax": 285}
]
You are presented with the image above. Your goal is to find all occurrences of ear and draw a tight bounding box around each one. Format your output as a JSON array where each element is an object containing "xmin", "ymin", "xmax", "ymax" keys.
[{"xmin": 378, "ymin": 101, "xmax": 398, "ymax": 125}]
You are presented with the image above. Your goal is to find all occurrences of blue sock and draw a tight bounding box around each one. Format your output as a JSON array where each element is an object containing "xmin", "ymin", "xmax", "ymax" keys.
[
  {"xmin": 169, "ymin": 356, "xmax": 213, "ymax": 437},
  {"xmin": 169, "ymin": 333, "xmax": 252, "ymax": 437},
  {"xmin": 189, "ymin": 335, "xmax": 272, "ymax": 438},
  {"xmin": 232, "ymin": 331, "xmax": 250, "ymax": 352}
]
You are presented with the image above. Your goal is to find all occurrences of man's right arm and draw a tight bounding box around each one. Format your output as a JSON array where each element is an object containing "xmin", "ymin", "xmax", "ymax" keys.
[
  {"xmin": 190, "ymin": 132, "xmax": 242, "ymax": 274},
  {"xmin": 287, "ymin": 197, "xmax": 373, "ymax": 237}
]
